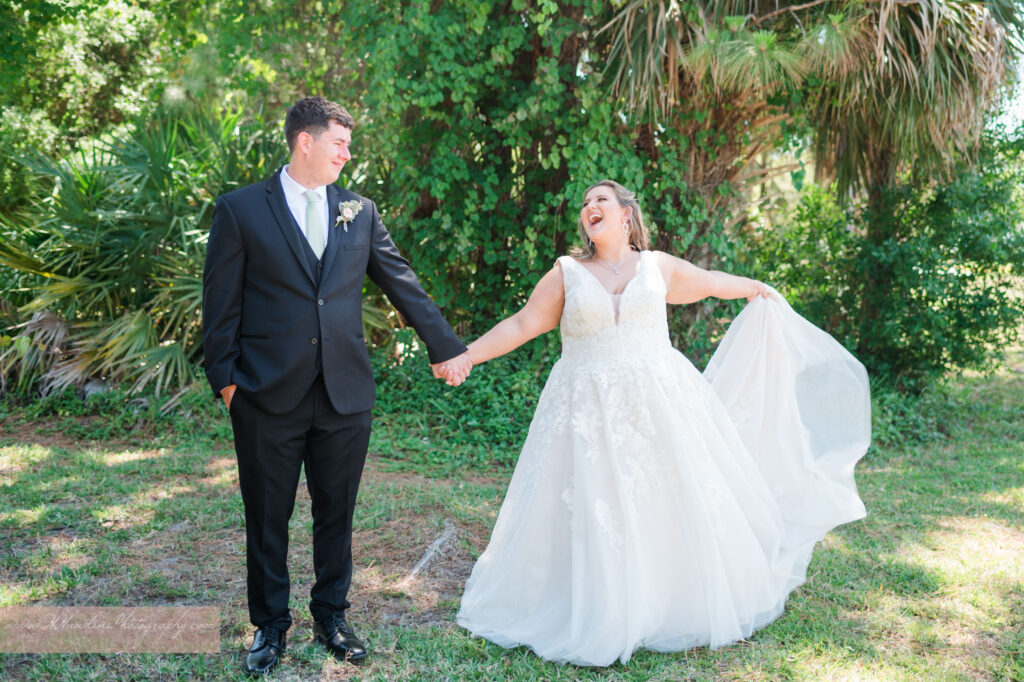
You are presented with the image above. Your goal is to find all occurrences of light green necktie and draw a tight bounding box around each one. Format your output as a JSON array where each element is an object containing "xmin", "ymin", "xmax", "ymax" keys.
[{"xmin": 303, "ymin": 190, "xmax": 325, "ymax": 259}]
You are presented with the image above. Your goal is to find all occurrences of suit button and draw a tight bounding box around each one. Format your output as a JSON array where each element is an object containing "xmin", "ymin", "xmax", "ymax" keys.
[
  {"xmin": 311, "ymin": 338, "xmax": 318, "ymax": 345},
  {"xmin": 317, "ymin": 299, "xmax": 324, "ymax": 306}
]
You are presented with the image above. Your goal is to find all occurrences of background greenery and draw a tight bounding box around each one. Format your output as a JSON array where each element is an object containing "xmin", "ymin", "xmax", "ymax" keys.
[{"xmin": 2, "ymin": 0, "xmax": 1023, "ymax": 397}]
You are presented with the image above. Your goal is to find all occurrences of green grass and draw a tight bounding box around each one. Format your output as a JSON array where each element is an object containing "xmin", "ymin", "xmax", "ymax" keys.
[{"xmin": 1, "ymin": 352, "xmax": 1022, "ymax": 680}]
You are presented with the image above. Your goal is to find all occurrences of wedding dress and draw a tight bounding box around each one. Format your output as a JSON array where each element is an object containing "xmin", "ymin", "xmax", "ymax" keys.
[{"xmin": 456, "ymin": 251, "xmax": 870, "ymax": 666}]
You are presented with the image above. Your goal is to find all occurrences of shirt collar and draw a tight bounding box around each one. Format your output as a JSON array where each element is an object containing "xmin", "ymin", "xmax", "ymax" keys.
[{"xmin": 281, "ymin": 165, "xmax": 327, "ymax": 203}]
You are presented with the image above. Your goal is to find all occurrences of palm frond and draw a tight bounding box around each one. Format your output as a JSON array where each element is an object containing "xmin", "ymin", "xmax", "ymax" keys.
[{"xmin": 0, "ymin": 105, "xmax": 288, "ymax": 395}]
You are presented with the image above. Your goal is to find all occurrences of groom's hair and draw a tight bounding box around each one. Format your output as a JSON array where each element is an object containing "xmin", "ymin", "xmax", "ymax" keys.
[{"xmin": 285, "ymin": 96, "xmax": 355, "ymax": 152}]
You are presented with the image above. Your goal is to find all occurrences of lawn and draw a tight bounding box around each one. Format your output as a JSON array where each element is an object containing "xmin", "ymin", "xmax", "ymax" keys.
[{"xmin": 1, "ymin": 352, "xmax": 1022, "ymax": 681}]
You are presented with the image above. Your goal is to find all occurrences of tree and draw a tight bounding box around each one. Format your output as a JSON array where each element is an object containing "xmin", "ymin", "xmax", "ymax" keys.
[
  {"xmin": 600, "ymin": 0, "xmax": 1024, "ymax": 376},
  {"xmin": 601, "ymin": 1, "xmax": 1023, "ymax": 198},
  {"xmin": 753, "ymin": 124, "xmax": 1024, "ymax": 388},
  {"xmin": 0, "ymin": 0, "xmax": 207, "ymax": 218}
]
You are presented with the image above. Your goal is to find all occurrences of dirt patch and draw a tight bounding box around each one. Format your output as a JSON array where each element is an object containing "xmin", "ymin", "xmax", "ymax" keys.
[
  {"xmin": 361, "ymin": 457, "xmax": 508, "ymax": 488},
  {"xmin": 0, "ymin": 416, "xmax": 154, "ymax": 452},
  {"xmin": 5, "ymin": 446, "xmax": 500, "ymax": 641},
  {"xmin": 0, "ymin": 417, "xmax": 84, "ymax": 450},
  {"xmin": 285, "ymin": 475, "xmax": 493, "ymax": 633}
]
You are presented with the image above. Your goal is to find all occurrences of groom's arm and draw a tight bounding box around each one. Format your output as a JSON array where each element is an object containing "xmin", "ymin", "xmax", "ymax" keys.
[
  {"xmin": 202, "ymin": 196, "xmax": 245, "ymax": 403},
  {"xmin": 363, "ymin": 200, "xmax": 467, "ymax": 365}
]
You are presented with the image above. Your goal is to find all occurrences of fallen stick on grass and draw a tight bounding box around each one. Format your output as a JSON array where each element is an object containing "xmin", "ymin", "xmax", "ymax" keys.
[{"xmin": 399, "ymin": 520, "xmax": 457, "ymax": 586}]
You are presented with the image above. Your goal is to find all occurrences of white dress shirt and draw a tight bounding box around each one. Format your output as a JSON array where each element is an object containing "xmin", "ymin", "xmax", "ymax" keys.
[{"xmin": 280, "ymin": 165, "xmax": 329, "ymax": 253}]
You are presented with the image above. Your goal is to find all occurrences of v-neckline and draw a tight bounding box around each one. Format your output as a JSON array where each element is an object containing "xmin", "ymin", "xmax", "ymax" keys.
[
  {"xmin": 573, "ymin": 250, "xmax": 645, "ymax": 298},
  {"xmin": 571, "ymin": 251, "xmax": 646, "ymax": 327}
]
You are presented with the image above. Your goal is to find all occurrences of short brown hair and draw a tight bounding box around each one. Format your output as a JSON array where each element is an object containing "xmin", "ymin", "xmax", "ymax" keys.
[{"xmin": 284, "ymin": 96, "xmax": 355, "ymax": 152}]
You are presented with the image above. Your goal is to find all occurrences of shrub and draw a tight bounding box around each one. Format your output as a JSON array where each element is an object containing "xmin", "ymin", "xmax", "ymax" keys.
[
  {"xmin": 754, "ymin": 126, "xmax": 1024, "ymax": 391},
  {"xmin": 0, "ymin": 106, "xmax": 286, "ymax": 396},
  {"xmin": 371, "ymin": 328, "xmax": 557, "ymax": 471}
]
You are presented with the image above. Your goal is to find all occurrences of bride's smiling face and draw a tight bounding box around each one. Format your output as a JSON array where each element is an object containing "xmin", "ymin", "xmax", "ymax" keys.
[{"xmin": 581, "ymin": 186, "xmax": 628, "ymax": 245}]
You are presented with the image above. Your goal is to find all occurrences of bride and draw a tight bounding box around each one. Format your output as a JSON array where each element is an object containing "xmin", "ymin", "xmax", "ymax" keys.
[{"xmin": 450, "ymin": 180, "xmax": 870, "ymax": 666}]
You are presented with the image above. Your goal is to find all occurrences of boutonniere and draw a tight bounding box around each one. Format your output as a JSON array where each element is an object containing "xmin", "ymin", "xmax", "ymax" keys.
[{"xmin": 335, "ymin": 200, "xmax": 365, "ymax": 232}]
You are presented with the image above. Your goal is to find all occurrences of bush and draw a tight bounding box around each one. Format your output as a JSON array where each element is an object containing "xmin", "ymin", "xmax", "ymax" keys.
[
  {"xmin": 754, "ymin": 126, "xmax": 1024, "ymax": 391},
  {"xmin": 370, "ymin": 329, "xmax": 557, "ymax": 472},
  {"xmin": 0, "ymin": 106, "xmax": 287, "ymax": 396},
  {"xmin": 0, "ymin": 107, "xmax": 61, "ymax": 220}
]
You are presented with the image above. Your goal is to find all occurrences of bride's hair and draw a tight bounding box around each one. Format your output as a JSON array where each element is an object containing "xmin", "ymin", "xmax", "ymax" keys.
[{"xmin": 571, "ymin": 180, "xmax": 652, "ymax": 260}]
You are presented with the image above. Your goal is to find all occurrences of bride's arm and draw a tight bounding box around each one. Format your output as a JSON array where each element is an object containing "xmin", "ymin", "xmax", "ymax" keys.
[
  {"xmin": 654, "ymin": 251, "xmax": 770, "ymax": 304},
  {"xmin": 466, "ymin": 263, "xmax": 565, "ymax": 365}
]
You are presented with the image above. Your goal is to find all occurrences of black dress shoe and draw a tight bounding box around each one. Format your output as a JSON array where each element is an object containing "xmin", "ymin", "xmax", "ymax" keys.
[
  {"xmin": 312, "ymin": 615, "xmax": 367, "ymax": 664},
  {"xmin": 244, "ymin": 626, "xmax": 286, "ymax": 676}
]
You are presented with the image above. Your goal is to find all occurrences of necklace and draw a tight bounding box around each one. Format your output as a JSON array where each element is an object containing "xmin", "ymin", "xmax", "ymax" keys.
[{"xmin": 596, "ymin": 252, "xmax": 632, "ymax": 275}]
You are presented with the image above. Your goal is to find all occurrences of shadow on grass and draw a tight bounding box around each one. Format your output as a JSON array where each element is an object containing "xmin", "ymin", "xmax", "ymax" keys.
[
  {"xmin": 0, "ymin": 364, "xmax": 1021, "ymax": 680},
  {"xmin": 0, "ymin": 440, "xmax": 245, "ymax": 600},
  {"xmin": 0, "ymin": 432, "xmax": 253, "ymax": 678}
]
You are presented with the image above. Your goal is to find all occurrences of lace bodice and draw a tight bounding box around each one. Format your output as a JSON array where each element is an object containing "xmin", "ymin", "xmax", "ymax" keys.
[{"xmin": 557, "ymin": 251, "xmax": 672, "ymax": 363}]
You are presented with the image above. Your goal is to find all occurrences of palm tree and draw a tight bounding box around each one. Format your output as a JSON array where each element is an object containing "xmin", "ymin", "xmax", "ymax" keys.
[
  {"xmin": 599, "ymin": 0, "xmax": 1023, "ymax": 220},
  {"xmin": 0, "ymin": 109, "xmax": 282, "ymax": 396},
  {"xmin": 597, "ymin": 0, "xmax": 1022, "ymax": 352},
  {"xmin": 0, "ymin": 104, "xmax": 410, "ymax": 398}
]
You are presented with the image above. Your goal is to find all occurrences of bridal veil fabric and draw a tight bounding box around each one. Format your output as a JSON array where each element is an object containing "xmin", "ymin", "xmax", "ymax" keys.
[{"xmin": 457, "ymin": 251, "xmax": 870, "ymax": 666}]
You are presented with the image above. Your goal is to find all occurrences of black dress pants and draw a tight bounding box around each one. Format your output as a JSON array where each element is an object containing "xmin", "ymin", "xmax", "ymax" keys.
[{"xmin": 230, "ymin": 375, "xmax": 372, "ymax": 630}]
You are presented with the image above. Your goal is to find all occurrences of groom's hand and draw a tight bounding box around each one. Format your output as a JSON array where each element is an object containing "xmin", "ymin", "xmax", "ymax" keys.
[
  {"xmin": 431, "ymin": 352, "xmax": 473, "ymax": 387},
  {"xmin": 220, "ymin": 384, "xmax": 237, "ymax": 410}
]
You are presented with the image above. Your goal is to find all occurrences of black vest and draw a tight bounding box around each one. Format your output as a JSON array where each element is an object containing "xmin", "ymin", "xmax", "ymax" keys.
[{"xmin": 295, "ymin": 221, "xmax": 326, "ymax": 370}]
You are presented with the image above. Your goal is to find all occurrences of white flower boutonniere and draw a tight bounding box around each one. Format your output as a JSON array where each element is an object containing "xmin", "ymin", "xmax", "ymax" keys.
[{"xmin": 335, "ymin": 200, "xmax": 365, "ymax": 232}]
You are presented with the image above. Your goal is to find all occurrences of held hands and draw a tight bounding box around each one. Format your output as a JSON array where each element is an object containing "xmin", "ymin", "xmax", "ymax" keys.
[{"xmin": 430, "ymin": 351, "xmax": 473, "ymax": 387}]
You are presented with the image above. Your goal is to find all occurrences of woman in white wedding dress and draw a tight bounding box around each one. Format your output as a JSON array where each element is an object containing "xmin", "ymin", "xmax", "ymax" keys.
[{"xmin": 453, "ymin": 180, "xmax": 870, "ymax": 667}]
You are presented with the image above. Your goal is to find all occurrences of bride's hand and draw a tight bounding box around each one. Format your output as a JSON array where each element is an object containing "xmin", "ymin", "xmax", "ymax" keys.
[
  {"xmin": 431, "ymin": 352, "xmax": 473, "ymax": 386},
  {"xmin": 747, "ymin": 280, "xmax": 771, "ymax": 302}
]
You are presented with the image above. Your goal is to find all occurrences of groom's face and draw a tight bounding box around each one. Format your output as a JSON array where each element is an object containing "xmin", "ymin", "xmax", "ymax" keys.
[{"xmin": 300, "ymin": 120, "xmax": 352, "ymax": 186}]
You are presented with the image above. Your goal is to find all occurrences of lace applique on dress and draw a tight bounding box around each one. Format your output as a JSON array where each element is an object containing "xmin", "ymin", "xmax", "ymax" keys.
[{"xmin": 457, "ymin": 249, "xmax": 870, "ymax": 667}]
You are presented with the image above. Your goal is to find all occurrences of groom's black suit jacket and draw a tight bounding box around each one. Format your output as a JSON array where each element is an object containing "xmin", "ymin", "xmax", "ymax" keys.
[{"xmin": 202, "ymin": 168, "xmax": 465, "ymax": 415}]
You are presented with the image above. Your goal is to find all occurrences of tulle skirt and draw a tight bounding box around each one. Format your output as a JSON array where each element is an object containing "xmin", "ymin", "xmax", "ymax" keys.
[{"xmin": 457, "ymin": 294, "xmax": 870, "ymax": 666}]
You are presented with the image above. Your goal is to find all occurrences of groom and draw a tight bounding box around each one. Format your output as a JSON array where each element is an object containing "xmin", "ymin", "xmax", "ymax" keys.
[{"xmin": 202, "ymin": 96, "xmax": 472, "ymax": 675}]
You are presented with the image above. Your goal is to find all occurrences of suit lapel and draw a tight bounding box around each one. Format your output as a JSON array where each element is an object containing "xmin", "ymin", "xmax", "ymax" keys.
[
  {"xmin": 318, "ymin": 184, "xmax": 344, "ymax": 284},
  {"xmin": 265, "ymin": 169, "xmax": 316, "ymax": 286}
]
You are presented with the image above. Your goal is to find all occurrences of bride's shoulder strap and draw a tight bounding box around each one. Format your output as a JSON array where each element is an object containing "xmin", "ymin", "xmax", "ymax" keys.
[
  {"xmin": 555, "ymin": 255, "xmax": 579, "ymax": 285},
  {"xmin": 555, "ymin": 255, "xmax": 579, "ymax": 273}
]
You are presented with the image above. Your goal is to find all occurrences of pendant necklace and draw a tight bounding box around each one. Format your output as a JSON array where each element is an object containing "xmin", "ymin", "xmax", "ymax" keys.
[{"xmin": 597, "ymin": 252, "xmax": 630, "ymax": 275}]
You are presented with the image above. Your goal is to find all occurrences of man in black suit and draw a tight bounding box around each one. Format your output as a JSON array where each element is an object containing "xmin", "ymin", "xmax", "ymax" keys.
[{"xmin": 202, "ymin": 96, "xmax": 471, "ymax": 676}]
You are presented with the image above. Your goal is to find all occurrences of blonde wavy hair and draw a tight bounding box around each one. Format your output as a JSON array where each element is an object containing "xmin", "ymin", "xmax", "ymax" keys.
[{"xmin": 571, "ymin": 180, "xmax": 652, "ymax": 260}]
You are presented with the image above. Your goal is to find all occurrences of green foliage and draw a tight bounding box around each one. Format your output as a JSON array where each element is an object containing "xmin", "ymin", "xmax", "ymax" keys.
[
  {"xmin": 0, "ymin": 106, "xmax": 286, "ymax": 396},
  {"xmin": 371, "ymin": 329, "xmax": 556, "ymax": 472},
  {"xmin": 870, "ymin": 380, "xmax": 945, "ymax": 449},
  {"xmin": 0, "ymin": 1, "xmax": 203, "ymax": 134},
  {"xmin": 0, "ymin": 0, "xmax": 208, "ymax": 221},
  {"xmin": 755, "ymin": 126, "xmax": 1024, "ymax": 390},
  {"xmin": 9, "ymin": 0, "xmax": 1017, "ymax": 402},
  {"xmin": 0, "ymin": 1, "xmax": 77, "ymax": 88},
  {"xmin": 198, "ymin": 0, "xmax": 364, "ymax": 103},
  {"xmin": 0, "ymin": 107, "xmax": 59, "ymax": 219},
  {"xmin": 0, "ymin": 0, "xmax": 758, "ymax": 393},
  {"xmin": 334, "ymin": 0, "xmax": 743, "ymax": 350}
]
